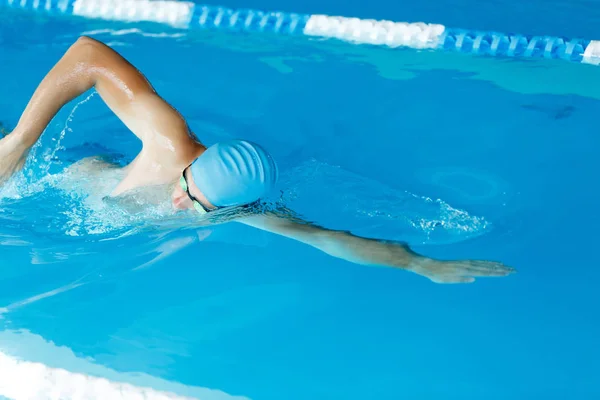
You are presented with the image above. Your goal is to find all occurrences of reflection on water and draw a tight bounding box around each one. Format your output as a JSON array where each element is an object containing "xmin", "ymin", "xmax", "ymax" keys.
[{"xmin": 0, "ymin": 329, "xmax": 250, "ymax": 399}]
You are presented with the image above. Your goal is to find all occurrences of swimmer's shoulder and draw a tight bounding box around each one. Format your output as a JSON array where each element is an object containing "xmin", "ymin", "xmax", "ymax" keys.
[{"xmin": 128, "ymin": 94, "xmax": 205, "ymax": 163}]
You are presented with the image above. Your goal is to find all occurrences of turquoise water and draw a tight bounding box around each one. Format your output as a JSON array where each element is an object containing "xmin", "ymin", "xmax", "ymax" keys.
[{"xmin": 1, "ymin": 6, "xmax": 600, "ymax": 400}]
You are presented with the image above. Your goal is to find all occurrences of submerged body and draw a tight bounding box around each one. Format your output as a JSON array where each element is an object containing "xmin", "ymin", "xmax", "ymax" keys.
[{"xmin": 0, "ymin": 36, "xmax": 514, "ymax": 284}]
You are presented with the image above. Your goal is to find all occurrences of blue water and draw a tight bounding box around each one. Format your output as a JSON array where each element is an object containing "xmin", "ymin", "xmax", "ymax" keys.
[{"xmin": 1, "ymin": 5, "xmax": 599, "ymax": 400}]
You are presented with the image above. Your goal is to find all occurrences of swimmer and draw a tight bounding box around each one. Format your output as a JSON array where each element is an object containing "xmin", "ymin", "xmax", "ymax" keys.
[{"xmin": 0, "ymin": 36, "xmax": 514, "ymax": 284}]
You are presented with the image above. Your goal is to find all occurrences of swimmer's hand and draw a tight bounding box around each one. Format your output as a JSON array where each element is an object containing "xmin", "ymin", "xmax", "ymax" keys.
[
  {"xmin": 0, "ymin": 133, "xmax": 29, "ymax": 185},
  {"xmin": 320, "ymin": 232, "xmax": 515, "ymax": 284},
  {"xmin": 405, "ymin": 255, "xmax": 515, "ymax": 284},
  {"xmin": 238, "ymin": 209, "xmax": 515, "ymax": 284}
]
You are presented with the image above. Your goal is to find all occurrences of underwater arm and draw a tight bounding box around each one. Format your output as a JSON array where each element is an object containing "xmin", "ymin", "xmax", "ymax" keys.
[{"xmin": 238, "ymin": 210, "xmax": 515, "ymax": 284}]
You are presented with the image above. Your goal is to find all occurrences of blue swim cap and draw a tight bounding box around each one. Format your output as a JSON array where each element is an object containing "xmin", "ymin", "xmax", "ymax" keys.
[{"xmin": 189, "ymin": 140, "xmax": 278, "ymax": 207}]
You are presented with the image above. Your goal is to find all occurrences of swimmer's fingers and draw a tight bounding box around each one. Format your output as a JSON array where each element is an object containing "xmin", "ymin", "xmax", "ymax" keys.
[
  {"xmin": 454, "ymin": 260, "xmax": 516, "ymax": 277},
  {"xmin": 412, "ymin": 258, "xmax": 515, "ymax": 284}
]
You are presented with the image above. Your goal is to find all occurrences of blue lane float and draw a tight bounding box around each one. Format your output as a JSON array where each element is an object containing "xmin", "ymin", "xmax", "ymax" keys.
[{"xmin": 1, "ymin": 0, "xmax": 599, "ymax": 65}]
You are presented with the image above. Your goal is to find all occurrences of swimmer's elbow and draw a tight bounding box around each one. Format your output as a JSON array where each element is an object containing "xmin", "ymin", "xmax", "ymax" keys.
[
  {"xmin": 71, "ymin": 36, "xmax": 98, "ymax": 54},
  {"xmin": 71, "ymin": 36, "xmax": 108, "ymax": 66},
  {"xmin": 75, "ymin": 36, "xmax": 97, "ymax": 46}
]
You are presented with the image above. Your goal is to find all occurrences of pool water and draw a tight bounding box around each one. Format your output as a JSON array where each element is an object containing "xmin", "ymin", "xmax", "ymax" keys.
[{"xmin": 1, "ymin": 5, "xmax": 599, "ymax": 400}]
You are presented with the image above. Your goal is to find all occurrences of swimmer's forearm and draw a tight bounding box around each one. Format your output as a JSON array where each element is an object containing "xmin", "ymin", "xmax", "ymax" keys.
[
  {"xmin": 238, "ymin": 212, "xmax": 419, "ymax": 269},
  {"xmin": 13, "ymin": 36, "xmax": 155, "ymax": 148},
  {"xmin": 14, "ymin": 38, "xmax": 97, "ymax": 147}
]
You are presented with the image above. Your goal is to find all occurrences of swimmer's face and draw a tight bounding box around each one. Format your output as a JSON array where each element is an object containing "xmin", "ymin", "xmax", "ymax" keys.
[{"xmin": 171, "ymin": 167, "xmax": 215, "ymax": 212}]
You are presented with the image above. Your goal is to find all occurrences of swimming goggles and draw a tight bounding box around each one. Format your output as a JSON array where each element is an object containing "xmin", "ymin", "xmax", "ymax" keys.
[{"xmin": 180, "ymin": 169, "xmax": 212, "ymax": 215}]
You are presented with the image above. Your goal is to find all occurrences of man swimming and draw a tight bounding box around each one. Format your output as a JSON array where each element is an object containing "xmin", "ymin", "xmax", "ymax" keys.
[{"xmin": 0, "ymin": 36, "xmax": 514, "ymax": 284}]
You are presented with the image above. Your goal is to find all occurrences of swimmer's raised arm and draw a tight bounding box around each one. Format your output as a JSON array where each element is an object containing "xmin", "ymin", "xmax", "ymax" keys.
[
  {"xmin": 0, "ymin": 36, "xmax": 193, "ymax": 184},
  {"xmin": 238, "ymin": 210, "xmax": 515, "ymax": 284}
]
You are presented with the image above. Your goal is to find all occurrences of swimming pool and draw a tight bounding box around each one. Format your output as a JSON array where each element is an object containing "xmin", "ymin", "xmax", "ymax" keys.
[{"xmin": 0, "ymin": 1, "xmax": 599, "ymax": 399}]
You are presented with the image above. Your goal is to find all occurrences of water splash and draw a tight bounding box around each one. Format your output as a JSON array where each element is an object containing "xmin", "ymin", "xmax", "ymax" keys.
[
  {"xmin": 41, "ymin": 91, "xmax": 98, "ymax": 175},
  {"xmin": 277, "ymin": 159, "xmax": 492, "ymax": 245}
]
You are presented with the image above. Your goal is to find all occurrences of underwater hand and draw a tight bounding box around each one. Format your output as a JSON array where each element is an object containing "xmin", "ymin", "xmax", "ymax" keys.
[
  {"xmin": 408, "ymin": 256, "xmax": 516, "ymax": 284},
  {"xmin": 323, "ymin": 233, "xmax": 516, "ymax": 284},
  {"xmin": 0, "ymin": 133, "xmax": 29, "ymax": 185}
]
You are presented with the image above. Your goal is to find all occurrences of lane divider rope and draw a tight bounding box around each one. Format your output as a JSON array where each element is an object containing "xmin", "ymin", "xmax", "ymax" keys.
[{"xmin": 2, "ymin": 0, "xmax": 599, "ymax": 65}]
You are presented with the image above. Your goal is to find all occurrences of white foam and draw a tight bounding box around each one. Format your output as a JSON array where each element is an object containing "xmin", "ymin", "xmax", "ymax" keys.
[
  {"xmin": 0, "ymin": 330, "xmax": 250, "ymax": 400},
  {"xmin": 72, "ymin": 0, "xmax": 194, "ymax": 28},
  {"xmin": 303, "ymin": 15, "xmax": 445, "ymax": 48}
]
